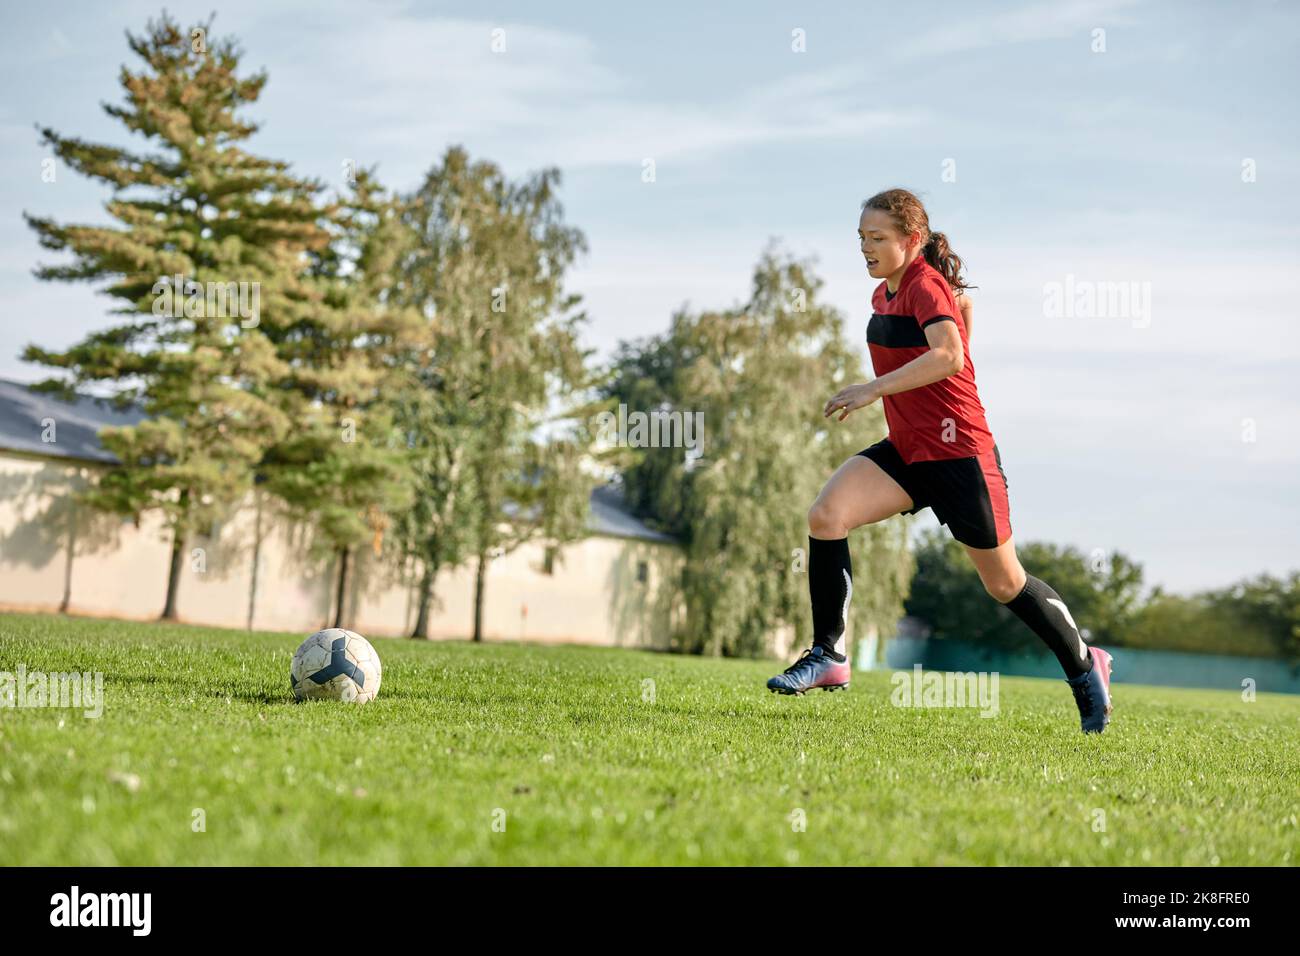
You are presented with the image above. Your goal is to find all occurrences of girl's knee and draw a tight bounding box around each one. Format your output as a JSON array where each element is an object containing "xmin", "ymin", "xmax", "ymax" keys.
[
  {"xmin": 807, "ymin": 500, "xmax": 845, "ymax": 538},
  {"xmin": 985, "ymin": 579, "xmax": 1023, "ymax": 604},
  {"xmin": 984, "ymin": 569, "xmax": 1028, "ymax": 603}
]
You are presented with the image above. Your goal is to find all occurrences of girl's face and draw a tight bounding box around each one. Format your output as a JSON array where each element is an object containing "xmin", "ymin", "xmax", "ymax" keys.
[{"xmin": 858, "ymin": 208, "xmax": 918, "ymax": 280}]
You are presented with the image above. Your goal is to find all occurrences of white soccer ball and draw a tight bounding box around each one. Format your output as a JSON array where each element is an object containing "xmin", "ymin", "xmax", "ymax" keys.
[{"xmin": 290, "ymin": 628, "xmax": 382, "ymax": 703}]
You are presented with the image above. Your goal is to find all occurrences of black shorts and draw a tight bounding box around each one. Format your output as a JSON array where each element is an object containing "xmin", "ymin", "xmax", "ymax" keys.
[{"xmin": 856, "ymin": 437, "xmax": 1013, "ymax": 550}]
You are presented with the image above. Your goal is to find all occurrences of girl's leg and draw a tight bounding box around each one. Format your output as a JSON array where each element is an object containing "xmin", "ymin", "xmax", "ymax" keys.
[
  {"xmin": 805, "ymin": 455, "xmax": 914, "ymax": 659},
  {"xmin": 961, "ymin": 535, "xmax": 1093, "ymax": 678}
]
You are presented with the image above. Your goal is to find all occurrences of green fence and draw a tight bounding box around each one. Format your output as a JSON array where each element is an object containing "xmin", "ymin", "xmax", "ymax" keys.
[{"xmin": 876, "ymin": 636, "xmax": 1300, "ymax": 695}]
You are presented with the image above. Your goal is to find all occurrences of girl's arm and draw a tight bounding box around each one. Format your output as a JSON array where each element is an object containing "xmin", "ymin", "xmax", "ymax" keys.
[
  {"xmin": 868, "ymin": 320, "xmax": 964, "ymax": 398},
  {"xmin": 956, "ymin": 291, "xmax": 974, "ymax": 344},
  {"xmin": 823, "ymin": 321, "xmax": 963, "ymax": 420}
]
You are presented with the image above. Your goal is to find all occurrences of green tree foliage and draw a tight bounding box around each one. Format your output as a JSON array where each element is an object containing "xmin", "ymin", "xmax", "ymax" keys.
[
  {"xmin": 1124, "ymin": 590, "xmax": 1279, "ymax": 660},
  {"xmin": 257, "ymin": 169, "xmax": 427, "ymax": 627},
  {"xmin": 604, "ymin": 242, "xmax": 913, "ymax": 657},
  {"xmin": 21, "ymin": 14, "xmax": 324, "ymax": 619},
  {"xmin": 1124, "ymin": 573, "xmax": 1300, "ymax": 664},
  {"xmin": 1211, "ymin": 572, "xmax": 1300, "ymax": 660},
  {"xmin": 908, "ymin": 531, "xmax": 1298, "ymax": 664},
  {"xmin": 906, "ymin": 529, "xmax": 1144, "ymax": 652},
  {"xmin": 1208, "ymin": 572, "xmax": 1300, "ymax": 664},
  {"xmin": 392, "ymin": 147, "xmax": 592, "ymax": 640}
]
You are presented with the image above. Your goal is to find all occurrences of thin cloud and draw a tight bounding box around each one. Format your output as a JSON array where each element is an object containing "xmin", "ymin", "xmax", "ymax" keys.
[
  {"xmin": 887, "ymin": 0, "xmax": 1146, "ymax": 60},
  {"xmin": 263, "ymin": 15, "xmax": 921, "ymax": 176}
]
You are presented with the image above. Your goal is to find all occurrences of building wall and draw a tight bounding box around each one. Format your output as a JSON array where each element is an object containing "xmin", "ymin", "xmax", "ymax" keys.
[{"xmin": 0, "ymin": 451, "xmax": 683, "ymax": 649}]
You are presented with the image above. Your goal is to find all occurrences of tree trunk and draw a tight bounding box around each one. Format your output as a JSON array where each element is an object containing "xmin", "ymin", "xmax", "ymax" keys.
[
  {"xmin": 411, "ymin": 447, "xmax": 462, "ymax": 639},
  {"xmin": 161, "ymin": 489, "xmax": 191, "ymax": 624},
  {"xmin": 411, "ymin": 556, "xmax": 435, "ymax": 639},
  {"xmin": 332, "ymin": 545, "xmax": 350, "ymax": 628},
  {"xmin": 472, "ymin": 550, "xmax": 487, "ymax": 642},
  {"xmin": 161, "ymin": 530, "xmax": 185, "ymax": 621},
  {"xmin": 59, "ymin": 496, "xmax": 76, "ymax": 614},
  {"xmin": 246, "ymin": 490, "xmax": 264, "ymax": 632}
]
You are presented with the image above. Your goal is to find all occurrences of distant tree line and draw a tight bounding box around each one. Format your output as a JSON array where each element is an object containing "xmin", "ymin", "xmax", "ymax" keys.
[{"xmin": 907, "ymin": 529, "xmax": 1299, "ymax": 665}]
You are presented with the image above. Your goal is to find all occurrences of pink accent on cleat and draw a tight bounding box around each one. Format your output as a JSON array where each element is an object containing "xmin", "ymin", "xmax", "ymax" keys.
[
  {"xmin": 1090, "ymin": 647, "xmax": 1114, "ymax": 716},
  {"xmin": 814, "ymin": 659, "xmax": 852, "ymax": 691}
]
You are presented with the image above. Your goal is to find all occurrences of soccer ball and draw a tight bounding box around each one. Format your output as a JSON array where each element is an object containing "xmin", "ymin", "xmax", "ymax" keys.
[{"xmin": 290, "ymin": 628, "xmax": 382, "ymax": 703}]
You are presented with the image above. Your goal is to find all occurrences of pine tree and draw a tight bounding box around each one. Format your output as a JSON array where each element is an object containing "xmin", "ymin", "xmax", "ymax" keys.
[
  {"xmin": 22, "ymin": 14, "xmax": 326, "ymax": 619},
  {"xmin": 257, "ymin": 168, "xmax": 426, "ymax": 628}
]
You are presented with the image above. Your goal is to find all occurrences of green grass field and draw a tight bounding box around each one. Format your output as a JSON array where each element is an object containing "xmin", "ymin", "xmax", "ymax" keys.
[{"xmin": 1, "ymin": 611, "xmax": 1296, "ymax": 866}]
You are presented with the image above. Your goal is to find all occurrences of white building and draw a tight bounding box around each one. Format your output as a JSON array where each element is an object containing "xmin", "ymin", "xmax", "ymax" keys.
[{"xmin": 0, "ymin": 378, "xmax": 684, "ymax": 648}]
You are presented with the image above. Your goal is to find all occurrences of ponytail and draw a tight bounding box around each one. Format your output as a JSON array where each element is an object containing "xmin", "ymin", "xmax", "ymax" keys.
[{"xmin": 922, "ymin": 231, "xmax": 974, "ymax": 294}]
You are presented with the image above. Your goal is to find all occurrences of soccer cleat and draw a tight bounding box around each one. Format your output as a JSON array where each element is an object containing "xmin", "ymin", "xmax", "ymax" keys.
[
  {"xmin": 766, "ymin": 645, "xmax": 850, "ymax": 695},
  {"xmin": 1066, "ymin": 646, "xmax": 1113, "ymax": 733}
]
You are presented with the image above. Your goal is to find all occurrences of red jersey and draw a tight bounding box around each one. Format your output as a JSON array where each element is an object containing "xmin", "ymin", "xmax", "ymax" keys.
[{"xmin": 867, "ymin": 255, "xmax": 995, "ymax": 463}]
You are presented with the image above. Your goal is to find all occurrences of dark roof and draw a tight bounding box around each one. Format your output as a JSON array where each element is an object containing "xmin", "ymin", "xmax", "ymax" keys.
[
  {"xmin": 495, "ymin": 480, "xmax": 676, "ymax": 544},
  {"xmin": 588, "ymin": 482, "xmax": 676, "ymax": 543},
  {"xmin": 0, "ymin": 377, "xmax": 678, "ymax": 545},
  {"xmin": 0, "ymin": 377, "xmax": 145, "ymax": 464}
]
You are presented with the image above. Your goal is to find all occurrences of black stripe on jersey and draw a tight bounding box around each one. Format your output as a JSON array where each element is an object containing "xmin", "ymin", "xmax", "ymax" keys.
[{"xmin": 867, "ymin": 313, "xmax": 955, "ymax": 348}]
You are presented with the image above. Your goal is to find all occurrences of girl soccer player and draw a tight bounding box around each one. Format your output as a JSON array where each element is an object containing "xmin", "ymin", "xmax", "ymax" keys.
[{"xmin": 766, "ymin": 188, "xmax": 1114, "ymax": 734}]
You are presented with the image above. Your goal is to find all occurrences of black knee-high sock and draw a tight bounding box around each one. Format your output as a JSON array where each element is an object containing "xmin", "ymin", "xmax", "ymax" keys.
[
  {"xmin": 1003, "ymin": 575, "xmax": 1093, "ymax": 679},
  {"xmin": 808, "ymin": 536, "xmax": 851, "ymax": 661}
]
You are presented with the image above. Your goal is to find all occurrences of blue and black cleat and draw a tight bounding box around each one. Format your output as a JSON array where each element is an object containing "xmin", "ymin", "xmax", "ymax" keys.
[
  {"xmin": 766, "ymin": 645, "xmax": 851, "ymax": 696},
  {"xmin": 1066, "ymin": 646, "xmax": 1114, "ymax": 733}
]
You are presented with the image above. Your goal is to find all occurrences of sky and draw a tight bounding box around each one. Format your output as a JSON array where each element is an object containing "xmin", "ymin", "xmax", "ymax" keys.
[{"xmin": 0, "ymin": 0, "xmax": 1296, "ymax": 595}]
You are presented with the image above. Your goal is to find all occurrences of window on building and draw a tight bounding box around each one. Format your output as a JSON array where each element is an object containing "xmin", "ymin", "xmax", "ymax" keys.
[{"xmin": 636, "ymin": 560, "xmax": 649, "ymax": 584}]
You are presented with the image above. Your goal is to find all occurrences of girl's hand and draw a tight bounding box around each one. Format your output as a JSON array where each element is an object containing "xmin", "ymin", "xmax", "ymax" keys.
[{"xmin": 823, "ymin": 382, "xmax": 880, "ymax": 421}]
